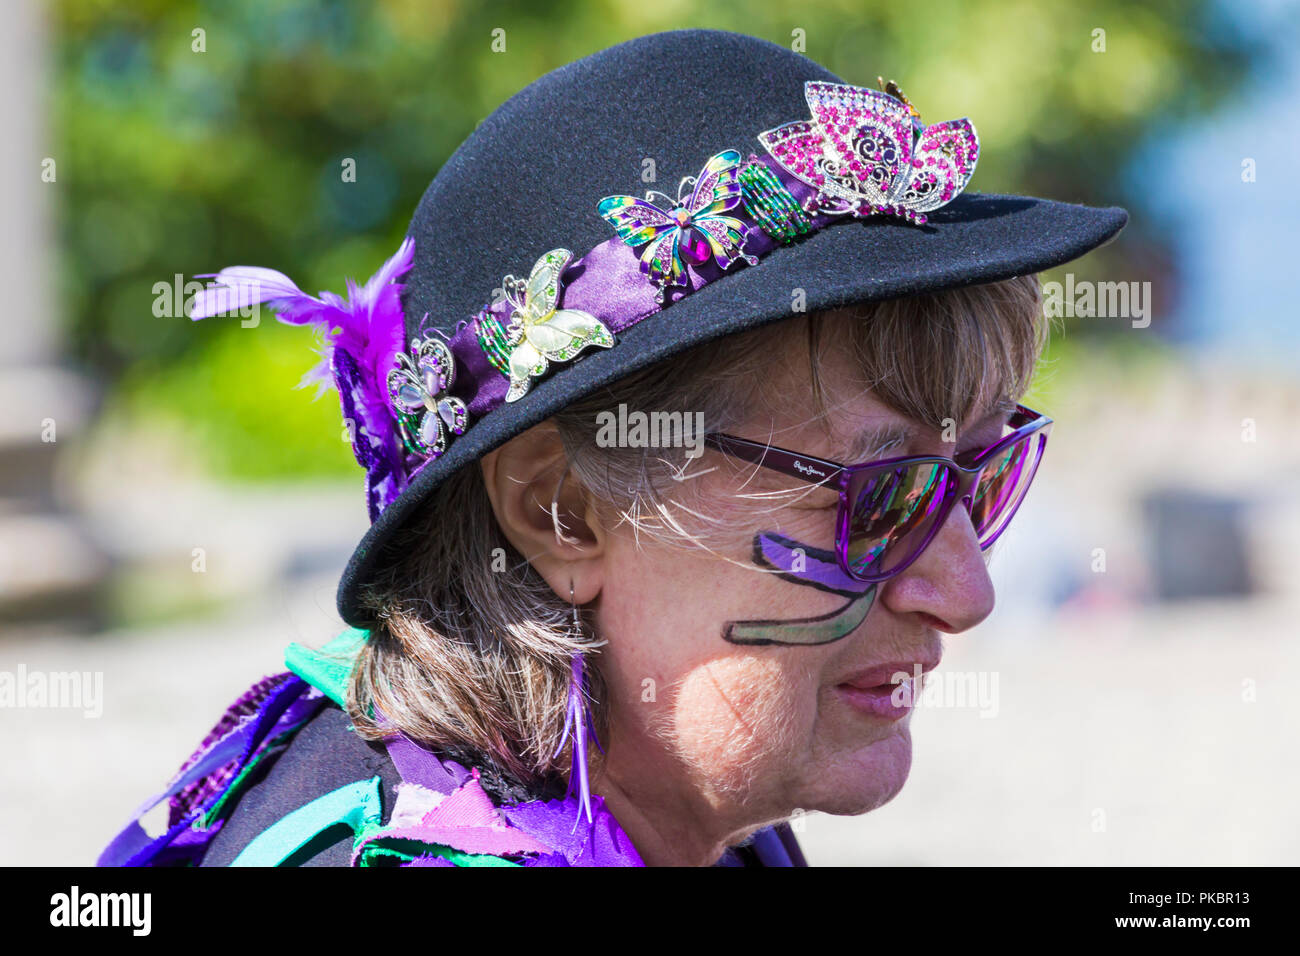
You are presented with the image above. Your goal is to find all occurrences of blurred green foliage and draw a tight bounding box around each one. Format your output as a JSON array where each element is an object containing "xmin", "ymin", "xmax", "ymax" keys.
[{"xmin": 54, "ymin": 0, "xmax": 1262, "ymax": 479}]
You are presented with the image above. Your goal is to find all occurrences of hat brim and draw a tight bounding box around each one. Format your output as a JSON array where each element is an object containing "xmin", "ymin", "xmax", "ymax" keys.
[{"xmin": 337, "ymin": 191, "xmax": 1126, "ymax": 624}]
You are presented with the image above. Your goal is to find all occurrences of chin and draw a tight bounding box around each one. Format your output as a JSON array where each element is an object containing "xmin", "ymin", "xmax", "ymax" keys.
[{"xmin": 808, "ymin": 726, "xmax": 915, "ymax": 817}]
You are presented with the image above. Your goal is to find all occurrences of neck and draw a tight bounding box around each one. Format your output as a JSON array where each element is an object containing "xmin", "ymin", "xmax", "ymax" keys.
[{"xmin": 591, "ymin": 741, "xmax": 766, "ymax": 867}]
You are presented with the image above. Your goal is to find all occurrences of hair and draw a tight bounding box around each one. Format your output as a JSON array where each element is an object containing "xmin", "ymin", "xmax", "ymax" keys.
[{"xmin": 348, "ymin": 275, "xmax": 1046, "ymax": 795}]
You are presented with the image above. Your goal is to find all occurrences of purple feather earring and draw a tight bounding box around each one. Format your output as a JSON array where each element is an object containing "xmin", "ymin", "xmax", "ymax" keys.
[{"xmin": 554, "ymin": 583, "xmax": 601, "ymax": 830}]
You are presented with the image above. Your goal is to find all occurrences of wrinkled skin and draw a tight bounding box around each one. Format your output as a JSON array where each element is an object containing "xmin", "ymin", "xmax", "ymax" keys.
[{"xmin": 481, "ymin": 321, "xmax": 1012, "ymax": 866}]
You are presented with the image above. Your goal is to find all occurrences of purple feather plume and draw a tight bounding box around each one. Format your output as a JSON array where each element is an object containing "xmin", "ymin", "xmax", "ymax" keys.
[
  {"xmin": 189, "ymin": 238, "xmax": 417, "ymax": 519},
  {"xmin": 553, "ymin": 652, "xmax": 600, "ymax": 830}
]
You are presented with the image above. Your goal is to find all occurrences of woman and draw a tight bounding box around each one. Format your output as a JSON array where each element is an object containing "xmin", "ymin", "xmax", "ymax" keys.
[{"xmin": 99, "ymin": 29, "xmax": 1125, "ymax": 867}]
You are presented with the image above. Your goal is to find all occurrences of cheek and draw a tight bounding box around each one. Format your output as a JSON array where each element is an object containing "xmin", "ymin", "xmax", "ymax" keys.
[
  {"xmin": 595, "ymin": 539, "xmax": 827, "ymax": 755},
  {"xmin": 662, "ymin": 654, "xmax": 821, "ymax": 793},
  {"xmin": 593, "ymin": 509, "xmax": 857, "ymax": 791}
]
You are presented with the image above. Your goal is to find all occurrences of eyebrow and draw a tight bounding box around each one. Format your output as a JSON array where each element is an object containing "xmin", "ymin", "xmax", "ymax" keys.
[
  {"xmin": 840, "ymin": 425, "xmax": 911, "ymax": 462},
  {"xmin": 837, "ymin": 399, "xmax": 1019, "ymax": 463}
]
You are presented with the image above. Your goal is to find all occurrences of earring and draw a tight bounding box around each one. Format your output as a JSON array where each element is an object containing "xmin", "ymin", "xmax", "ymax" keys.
[{"xmin": 554, "ymin": 582, "xmax": 600, "ymax": 829}]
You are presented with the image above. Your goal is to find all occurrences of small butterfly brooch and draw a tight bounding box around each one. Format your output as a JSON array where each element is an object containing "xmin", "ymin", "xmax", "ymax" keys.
[
  {"xmin": 758, "ymin": 79, "xmax": 978, "ymax": 224},
  {"xmin": 597, "ymin": 149, "xmax": 759, "ymax": 302},
  {"xmin": 386, "ymin": 336, "xmax": 468, "ymax": 458},
  {"xmin": 498, "ymin": 248, "xmax": 614, "ymax": 403}
]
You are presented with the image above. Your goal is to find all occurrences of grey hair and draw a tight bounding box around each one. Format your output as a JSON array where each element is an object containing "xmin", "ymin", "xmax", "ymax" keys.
[{"xmin": 348, "ymin": 274, "xmax": 1045, "ymax": 791}]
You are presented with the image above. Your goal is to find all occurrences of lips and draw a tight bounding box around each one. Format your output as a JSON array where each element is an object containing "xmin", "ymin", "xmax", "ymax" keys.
[
  {"xmin": 835, "ymin": 659, "xmax": 938, "ymax": 721},
  {"xmin": 839, "ymin": 659, "xmax": 939, "ymax": 690}
]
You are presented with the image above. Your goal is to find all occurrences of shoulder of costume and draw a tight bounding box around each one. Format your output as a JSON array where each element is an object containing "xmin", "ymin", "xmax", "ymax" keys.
[
  {"xmin": 98, "ymin": 629, "xmax": 646, "ymax": 867},
  {"xmin": 98, "ymin": 628, "xmax": 799, "ymax": 867},
  {"xmin": 96, "ymin": 669, "xmax": 330, "ymax": 866}
]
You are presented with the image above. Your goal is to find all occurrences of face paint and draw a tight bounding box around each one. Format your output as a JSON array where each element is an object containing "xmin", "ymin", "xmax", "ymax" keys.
[{"xmin": 723, "ymin": 532, "xmax": 878, "ymax": 646}]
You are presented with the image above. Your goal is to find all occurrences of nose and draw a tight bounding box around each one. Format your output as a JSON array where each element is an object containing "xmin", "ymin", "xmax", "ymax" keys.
[{"xmin": 879, "ymin": 497, "xmax": 996, "ymax": 632}]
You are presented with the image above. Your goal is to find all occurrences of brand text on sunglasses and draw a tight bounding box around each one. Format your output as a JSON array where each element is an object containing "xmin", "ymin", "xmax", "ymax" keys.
[{"xmin": 793, "ymin": 460, "xmax": 828, "ymax": 479}]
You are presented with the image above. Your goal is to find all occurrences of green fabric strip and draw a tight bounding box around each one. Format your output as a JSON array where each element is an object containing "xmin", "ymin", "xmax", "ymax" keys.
[
  {"xmin": 354, "ymin": 832, "xmax": 521, "ymax": 868},
  {"xmin": 229, "ymin": 775, "xmax": 382, "ymax": 867},
  {"xmin": 423, "ymin": 846, "xmax": 521, "ymax": 868},
  {"xmin": 284, "ymin": 627, "xmax": 370, "ymax": 706},
  {"xmin": 202, "ymin": 724, "xmax": 307, "ymax": 827}
]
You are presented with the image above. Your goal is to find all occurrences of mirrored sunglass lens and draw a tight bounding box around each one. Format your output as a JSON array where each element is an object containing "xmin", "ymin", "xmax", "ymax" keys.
[
  {"xmin": 971, "ymin": 434, "xmax": 1041, "ymax": 542},
  {"xmin": 846, "ymin": 462, "xmax": 951, "ymax": 577}
]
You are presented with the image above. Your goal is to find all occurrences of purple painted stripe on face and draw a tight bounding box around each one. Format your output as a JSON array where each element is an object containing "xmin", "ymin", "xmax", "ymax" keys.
[
  {"xmin": 722, "ymin": 532, "xmax": 878, "ymax": 647},
  {"xmin": 756, "ymin": 532, "xmax": 872, "ymax": 596}
]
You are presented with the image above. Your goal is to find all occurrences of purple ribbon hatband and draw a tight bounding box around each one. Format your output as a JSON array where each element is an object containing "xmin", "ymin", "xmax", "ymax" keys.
[{"xmin": 440, "ymin": 154, "xmax": 841, "ymax": 421}]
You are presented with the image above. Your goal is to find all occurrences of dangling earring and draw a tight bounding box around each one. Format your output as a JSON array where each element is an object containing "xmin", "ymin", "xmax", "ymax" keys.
[{"xmin": 554, "ymin": 581, "xmax": 600, "ymax": 829}]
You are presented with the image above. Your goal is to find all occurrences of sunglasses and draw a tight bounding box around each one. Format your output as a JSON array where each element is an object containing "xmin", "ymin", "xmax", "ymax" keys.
[{"xmin": 703, "ymin": 404, "xmax": 1053, "ymax": 583}]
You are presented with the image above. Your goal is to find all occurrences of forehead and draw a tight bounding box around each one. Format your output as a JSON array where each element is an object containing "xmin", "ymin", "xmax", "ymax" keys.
[
  {"xmin": 749, "ymin": 318, "xmax": 1021, "ymax": 457},
  {"xmin": 830, "ymin": 396, "xmax": 1019, "ymax": 461}
]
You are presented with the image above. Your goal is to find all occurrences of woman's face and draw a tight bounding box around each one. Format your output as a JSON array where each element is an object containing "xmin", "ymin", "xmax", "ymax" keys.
[{"xmin": 593, "ymin": 327, "xmax": 1009, "ymax": 834}]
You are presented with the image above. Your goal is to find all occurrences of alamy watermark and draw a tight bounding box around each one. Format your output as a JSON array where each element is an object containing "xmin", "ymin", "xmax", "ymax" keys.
[
  {"xmin": 50, "ymin": 886, "xmax": 150, "ymax": 935},
  {"xmin": 153, "ymin": 274, "xmax": 262, "ymax": 327},
  {"xmin": 891, "ymin": 664, "xmax": 1000, "ymax": 718},
  {"xmin": 595, "ymin": 403, "xmax": 705, "ymax": 458},
  {"xmin": 0, "ymin": 665, "xmax": 103, "ymax": 718},
  {"xmin": 1042, "ymin": 273, "xmax": 1152, "ymax": 329}
]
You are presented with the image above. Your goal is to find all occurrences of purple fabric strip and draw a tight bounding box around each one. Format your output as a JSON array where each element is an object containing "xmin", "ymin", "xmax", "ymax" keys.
[
  {"xmin": 382, "ymin": 733, "xmax": 469, "ymax": 796},
  {"xmin": 443, "ymin": 155, "xmax": 838, "ymax": 420},
  {"xmin": 502, "ymin": 794, "xmax": 645, "ymax": 867},
  {"xmin": 749, "ymin": 826, "xmax": 794, "ymax": 867},
  {"xmin": 377, "ymin": 724, "xmax": 643, "ymax": 866},
  {"xmin": 98, "ymin": 675, "xmax": 324, "ymax": 867},
  {"xmin": 774, "ymin": 821, "xmax": 809, "ymax": 866}
]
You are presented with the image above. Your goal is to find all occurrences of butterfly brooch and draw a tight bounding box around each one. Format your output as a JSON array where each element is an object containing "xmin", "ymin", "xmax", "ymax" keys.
[
  {"xmin": 489, "ymin": 248, "xmax": 615, "ymax": 404},
  {"xmin": 597, "ymin": 149, "xmax": 759, "ymax": 302},
  {"xmin": 386, "ymin": 335, "xmax": 468, "ymax": 459},
  {"xmin": 758, "ymin": 79, "xmax": 978, "ymax": 224}
]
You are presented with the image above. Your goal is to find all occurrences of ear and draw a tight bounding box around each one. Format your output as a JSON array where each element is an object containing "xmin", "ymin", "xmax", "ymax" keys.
[{"xmin": 479, "ymin": 420, "xmax": 606, "ymax": 604}]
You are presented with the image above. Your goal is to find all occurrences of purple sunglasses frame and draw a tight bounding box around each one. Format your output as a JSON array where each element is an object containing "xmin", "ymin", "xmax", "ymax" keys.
[{"xmin": 703, "ymin": 403, "xmax": 1053, "ymax": 583}]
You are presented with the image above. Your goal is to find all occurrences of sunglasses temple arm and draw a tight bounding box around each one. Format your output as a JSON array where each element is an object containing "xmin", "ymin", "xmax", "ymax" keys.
[{"xmin": 702, "ymin": 434, "xmax": 844, "ymax": 487}]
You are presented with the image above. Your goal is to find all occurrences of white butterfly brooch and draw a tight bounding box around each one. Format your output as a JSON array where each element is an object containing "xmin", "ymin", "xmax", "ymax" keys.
[
  {"xmin": 493, "ymin": 248, "xmax": 615, "ymax": 403},
  {"xmin": 597, "ymin": 149, "xmax": 758, "ymax": 302},
  {"xmin": 386, "ymin": 336, "xmax": 468, "ymax": 459}
]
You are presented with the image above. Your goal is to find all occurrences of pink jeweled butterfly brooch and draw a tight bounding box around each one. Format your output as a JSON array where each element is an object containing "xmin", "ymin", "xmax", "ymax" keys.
[
  {"xmin": 386, "ymin": 336, "xmax": 468, "ymax": 458},
  {"xmin": 597, "ymin": 149, "xmax": 759, "ymax": 302},
  {"xmin": 758, "ymin": 79, "xmax": 978, "ymax": 224}
]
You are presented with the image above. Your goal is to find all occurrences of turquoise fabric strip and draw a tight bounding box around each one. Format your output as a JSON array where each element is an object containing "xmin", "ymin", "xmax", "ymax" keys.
[
  {"xmin": 284, "ymin": 627, "xmax": 369, "ymax": 707},
  {"xmin": 229, "ymin": 775, "xmax": 382, "ymax": 867}
]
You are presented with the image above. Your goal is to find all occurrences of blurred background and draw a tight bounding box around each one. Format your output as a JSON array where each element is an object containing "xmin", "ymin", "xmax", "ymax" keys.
[{"xmin": 2, "ymin": 0, "xmax": 1297, "ymax": 865}]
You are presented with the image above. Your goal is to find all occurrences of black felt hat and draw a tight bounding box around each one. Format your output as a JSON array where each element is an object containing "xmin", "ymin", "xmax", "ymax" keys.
[{"xmin": 333, "ymin": 27, "xmax": 1127, "ymax": 625}]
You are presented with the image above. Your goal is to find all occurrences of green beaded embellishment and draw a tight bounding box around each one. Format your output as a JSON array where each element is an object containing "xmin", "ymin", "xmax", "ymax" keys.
[
  {"xmin": 475, "ymin": 311, "xmax": 516, "ymax": 377},
  {"xmin": 739, "ymin": 162, "xmax": 813, "ymax": 243}
]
